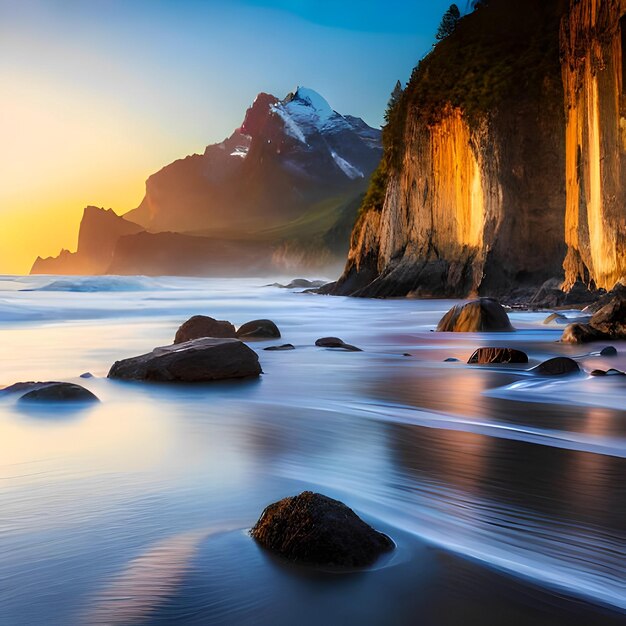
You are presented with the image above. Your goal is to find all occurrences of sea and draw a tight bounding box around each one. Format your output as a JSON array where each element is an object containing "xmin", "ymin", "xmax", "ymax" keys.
[{"xmin": 0, "ymin": 275, "xmax": 623, "ymax": 625}]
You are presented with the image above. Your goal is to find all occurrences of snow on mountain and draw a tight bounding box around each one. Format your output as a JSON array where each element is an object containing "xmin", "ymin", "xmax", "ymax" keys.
[
  {"xmin": 269, "ymin": 103, "xmax": 308, "ymax": 144},
  {"xmin": 331, "ymin": 151, "xmax": 364, "ymax": 179}
]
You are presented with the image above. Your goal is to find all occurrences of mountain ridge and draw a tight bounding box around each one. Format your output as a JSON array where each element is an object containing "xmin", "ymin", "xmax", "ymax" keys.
[{"xmin": 31, "ymin": 87, "xmax": 381, "ymax": 276}]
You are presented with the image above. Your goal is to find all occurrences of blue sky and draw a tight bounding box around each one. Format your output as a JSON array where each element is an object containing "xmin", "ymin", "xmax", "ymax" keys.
[{"xmin": 0, "ymin": 0, "xmax": 458, "ymax": 272}]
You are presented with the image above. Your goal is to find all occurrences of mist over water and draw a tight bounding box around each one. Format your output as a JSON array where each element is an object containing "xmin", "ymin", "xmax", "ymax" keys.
[{"xmin": 0, "ymin": 276, "xmax": 624, "ymax": 625}]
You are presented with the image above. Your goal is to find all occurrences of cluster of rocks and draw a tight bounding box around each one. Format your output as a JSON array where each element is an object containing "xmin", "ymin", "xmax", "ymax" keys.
[
  {"xmin": 436, "ymin": 299, "xmax": 619, "ymax": 377},
  {"xmin": 174, "ymin": 316, "xmax": 280, "ymax": 344},
  {"xmin": 561, "ymin": 293, "xmax": 626, "ymax": 344}
]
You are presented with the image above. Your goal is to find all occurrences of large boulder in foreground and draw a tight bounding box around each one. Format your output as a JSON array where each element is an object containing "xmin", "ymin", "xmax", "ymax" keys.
[
  {"xmin": 562, "ymin": 295, "xmax": 626, "ymax": 343},
  {"xmin": 436, "ymin": 299, "xmax": 514, "ymax": 333},
  {"xmin": 1, "ymin": 381, "xmax": 99, "ymax": 403},
  {"xmin": 174, "ymin": 315, "xmax": 236, "ymax": 344},
  {"xmin": 251, "ymin": 491, "xmax": 393, "ymax": 568},
  {"xmin": 108, "ymin": 337, "xmax": 261, "ymax": 382},
  {"xmin": 236, "ymin": 319, "xmax": 281, "ymax": 340},
  {"xmin": 468, "ymin": 347, "xmax": 528, "ymax": 364}
]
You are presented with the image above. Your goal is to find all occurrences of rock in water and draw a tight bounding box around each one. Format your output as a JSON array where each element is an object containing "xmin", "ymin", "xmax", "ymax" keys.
[
  {"xmin": 174, "ymin": 315, "xmax": 237, "ymax": 344},
  {"xmin": 436, "ymin": 299, "xmax": 513, "ymax": 333},
  {"xmin": 236, "ymin": 319, "xmax": 281, "ymax": 339},
  {"xmin": 543, "ymin": 312, "xmax": 568, "ymax": 325},
  {"xmin": 600, "ymin": 346, "xmax": 618, "ymax": 356},
  {"xmin": 315, "ymin": 337, "xmax": 346, "ymax": 347},
  {"xmin": 314, "ymin": 337, "xmax": 362, "ymax": 351},
  {"xmin": 532, "ymin": 357, "xmax": 580, "ymax": 376},
  {"xmin": 11, "ymin": 382, "xmax": 99, "ymax": 403},
  {"xmin": 108, "ymin": 338, "xmax": 261, "ymax": 382},
  {"xmin": 263, "ymin": 344, "xmax": 295, "ymax": 351},
  {"xmin": 562, "ymin": 295, "xmax": 626, "ymax": 343},
  {"xmin": 250, "ymin": 491, "xmax": 393, "ymax": 568},
  {"xmin": 468, "ymin": 347, "xmax": 528, "ymax": 364}
]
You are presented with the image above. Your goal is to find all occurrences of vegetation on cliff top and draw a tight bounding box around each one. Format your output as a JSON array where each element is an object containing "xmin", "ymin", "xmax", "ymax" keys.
[{"xmin": 359, "ymin": 0, "xmax": 567, "ymax": 216}]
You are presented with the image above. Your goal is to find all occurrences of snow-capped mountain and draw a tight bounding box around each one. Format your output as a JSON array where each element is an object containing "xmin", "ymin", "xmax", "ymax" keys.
[
  {"xmin": 125, "ymin": 87, "xmax": 382, "ymax": 233},
  {"xmin": 32, "ymin": 88, "xmax": 382, "ymax": 276}
]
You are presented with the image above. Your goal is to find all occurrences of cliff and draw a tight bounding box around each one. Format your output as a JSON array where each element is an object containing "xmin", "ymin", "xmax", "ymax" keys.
[
  {"xmin": 329, "ymin": 0, "xmax": 569, "ymax": 297},
  {"xmin": 31, "ymin": 207, "xmax": 144, "ymax": 275},
  {"xmin": 561, "ymin": 0, "xmax": 626, "ymax": 291}
]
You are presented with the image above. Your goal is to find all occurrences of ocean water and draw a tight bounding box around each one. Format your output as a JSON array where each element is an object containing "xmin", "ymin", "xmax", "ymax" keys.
[{"xmin": 0, "ymin": 275, "xmax": 624, "ymax": 625}]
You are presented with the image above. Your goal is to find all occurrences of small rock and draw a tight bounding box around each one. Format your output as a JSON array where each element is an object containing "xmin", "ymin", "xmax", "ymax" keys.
[
  {"xmin": 283, "ymin": 279, "xmax": 326, "ymax": 289},
  {"xmin": 444, "ymin": 357, "xmax": 460, "ymax": 362},
  {"xmin": 236, "ymin": 319, "xmax": 281, "ymax": 339},
  {"xmin": 108, "ymin": 337, "xmax": 261, "ymax": 382},
  {"xmin": 80, "ymin": 372, "xmax": 94, "ymax": 379},
  {"xmin": 532, "ymin": 357, "xmax": 580, "ymax": 376},
  {"xmin": 250, "ymin": 491, "xmax": 393, "ymax": 568},
  {"xmin": 403, "ymin": 353, "xmax": 412, "ymax": 357},
  {"xmin": 467, "ymin": 347, "xmax": 528, "ymax": 364},
  {"xmin": 174, "ymin": 315, "xmax": 237, "ymax": 344},
  {"xmin": 263, "ymin": 344, "xmax": 295, "ymax": 351},
  {"xmin": 600, "ymin": 346, "xmax": 618, "ymax": 357},
  {"xmin": 606, "ymin": 368, "xmax": 625, "ymax": 376},
  {"xmin": 315, "ymin": 337, "xmax": 362, "ymax": 351},
  {"xmin": 16, "ymin": 382, "xmax": 99, "ymax": 403},
  {"xmin": 436, "ymin": 299, "xmax": 514, "ymax": 332},
  {"xmin": 543, "ymin": 312, "xmax": 567, "ymax": 325},
  {"xmin": 591, "ymin": 369, "xmax": 607, "ymax": 376},
  {"xmin": 315, "ymin": 337, "xmax": 346, "ymax": 348}
]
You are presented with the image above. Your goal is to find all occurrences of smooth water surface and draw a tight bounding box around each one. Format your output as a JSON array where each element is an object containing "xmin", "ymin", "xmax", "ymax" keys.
[{"xmin": 0, "ymin": 275, "xmax": 624, "ymax": 625}]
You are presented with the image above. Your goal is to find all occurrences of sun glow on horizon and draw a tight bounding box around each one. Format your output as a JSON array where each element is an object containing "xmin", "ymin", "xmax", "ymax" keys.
[{"xmin": 0, "ymin": 0, "xmax": 450, "ymax": 274}]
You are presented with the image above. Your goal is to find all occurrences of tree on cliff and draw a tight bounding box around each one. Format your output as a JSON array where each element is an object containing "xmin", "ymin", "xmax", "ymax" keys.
[
  {"xmin": 384, "ymin": 80, "xmax": 403, "ymax": 124},
  {"xmin": 436, "ymin": 4, "xmax": 461, "ymax": 40}
]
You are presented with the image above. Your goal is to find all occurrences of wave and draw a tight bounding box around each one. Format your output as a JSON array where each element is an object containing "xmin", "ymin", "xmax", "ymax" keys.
[{"xmin": 21, "ymin": 276, "xmax": 164, "ymax": 293}]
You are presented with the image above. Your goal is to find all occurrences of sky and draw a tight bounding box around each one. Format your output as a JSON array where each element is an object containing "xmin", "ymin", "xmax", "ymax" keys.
[{"xmin": 0, "ymin": 0, "xmax": 456, "ymax": 274}]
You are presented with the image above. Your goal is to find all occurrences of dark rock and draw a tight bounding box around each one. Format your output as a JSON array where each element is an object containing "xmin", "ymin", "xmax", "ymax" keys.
[
  {"xmin": 591, "ymin": 369, "xmax": 607, "ymax": 376},
  {"xmin": 562, "ymin": 294, "xmax": 626, "ymax": 343},
  {"xmin": 444, "ymin": 357, "xmax": 460, "ymax": 362},
  {"xmin": 236, "ymin": 319, "xmax": 281, "ymax": 339},
  {"xmin": 588, "ymin": 296, "xmax": 626, "ymax": 337},
  {"xmin": 583, "ymin": 283, "xmax": 626, "ymax": 314},
  {"xmin": 79, "ymin": 372, "xmax": 94, "ymax": 379},
  {"xmin": 174, "ymin": 315, "xmax": 237, "ymax": 344},
  {"xmin": 606, "ymin": 368, "xmax": 625, "ymax": 376},
  {"xmin": 525, "ymin": 279, "xmax": 599, "ymax": 309},
  {"xmin": 600, "ymin": 346, "xmax": 618, "ymax": 356},
  {"xmin": 468, "ymin": 347, "xmax": 528, "ymax": 364},
  {"xmin": 436, "ymin": 299, "xmax": 514, "ymax": 333},
  {"xmin": 277, "ymin": 279, "xmax": 327, "ymax": 289},
  {"xmin": 108, "ymin": 337, "xmax": 261, "ymax": 382},
  {"xmin": 315, "ymin": 337, "xmax": 346, "ymax": 347},
  {"xmin": 264, "ymin": 344, "xmax": 295, "ymax": 351},
  {"xmin": 532, "ymin": 357, "xmax": 580, "ymax": 376},
  {"xmin": 314, "ymin": 337, "xmax": 362, "ymax": 351},
  {"xmin": 403, "ymin": 353, "xmax": 412, "ymax": 357},
  {"xmin": 10, "ymin": 382, "xmax": 99, "ymax": 403},
  {"xmin": 250, "ymin": 491, "xmax": 393, "ymax": 568}
]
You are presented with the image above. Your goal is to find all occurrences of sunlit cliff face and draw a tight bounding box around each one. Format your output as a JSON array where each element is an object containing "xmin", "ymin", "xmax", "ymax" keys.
[
  {"xmin": 430, "ymin": 110, "xmax": 485, "ymax": 250},
  {"xmin": 562, "ymin": 0, "xmax": 626, "ymax": 290}
]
